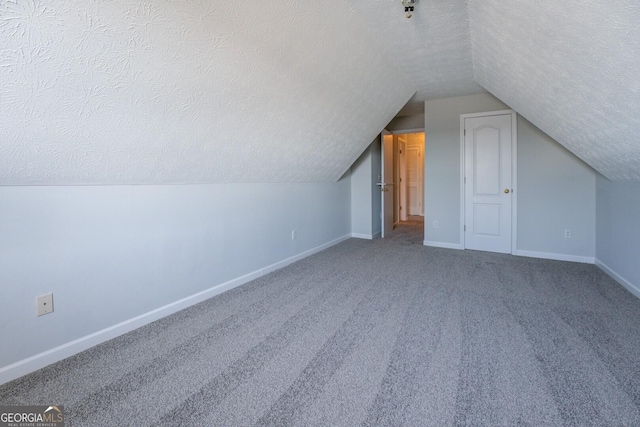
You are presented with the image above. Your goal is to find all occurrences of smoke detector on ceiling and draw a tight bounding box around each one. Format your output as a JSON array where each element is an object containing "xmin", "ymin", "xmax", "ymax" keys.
[{"xmin": 401, "ymin": 0, "xmax": 416, "ymax": 18}]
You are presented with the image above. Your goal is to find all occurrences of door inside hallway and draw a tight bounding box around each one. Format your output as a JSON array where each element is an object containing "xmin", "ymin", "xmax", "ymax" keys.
[
  {"xmin": 406, "ymin": 138, "xmax": 423, "ymax": 216},
  {"xmin": 380, "ymin": 131, "xmax": 425, "ymax": 240},
  {"xmin": 397, "ymin": 132, "xmax": 424, "ymax": 220}
]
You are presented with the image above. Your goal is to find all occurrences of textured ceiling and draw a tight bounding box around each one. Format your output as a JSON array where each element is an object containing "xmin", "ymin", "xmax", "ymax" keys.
[
  {"xmin": 2, "ymin": 0, "xmax": 639, "ymax": 185},
  {"xmin": 0, "ymin": 0, "xmax": 414, "ymax": 184},
  {"xmin": 350, "ymin": 0, "xmax": 485, "ymax": 102},
  {"xmin": 468, "ymin": 0, "xmax": 640, "ymax": 182}
]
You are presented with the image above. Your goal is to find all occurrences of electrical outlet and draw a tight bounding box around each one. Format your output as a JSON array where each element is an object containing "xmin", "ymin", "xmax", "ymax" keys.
[
  {"xmin": 37, "ymin": 293, "xmax": 54, "ymax": 316},
  {"xmin": 433, "ymin": 221, "xmax": 439, "ymax": 228},
  {"xmin": 291, "ymin": 230, "xmax": 297, "ymax": 240},
  {"xmin": 564, "ymin": 229, "xmax": 571, "ymax": 239}
]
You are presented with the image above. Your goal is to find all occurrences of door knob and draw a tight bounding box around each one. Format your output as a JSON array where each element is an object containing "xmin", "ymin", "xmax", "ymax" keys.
[{"xmin": 504, "ymin": 189, "xmax": 510, "ymax": 194}]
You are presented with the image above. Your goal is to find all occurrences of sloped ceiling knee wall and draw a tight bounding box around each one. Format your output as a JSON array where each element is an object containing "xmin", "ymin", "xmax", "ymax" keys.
[
  {"xmin": 468, "ymin": 0, "xmax": 640, "ymax": 182},
  {"xmin": 0, "ymin": 0, "xmax": 414, "ymax": 185}
]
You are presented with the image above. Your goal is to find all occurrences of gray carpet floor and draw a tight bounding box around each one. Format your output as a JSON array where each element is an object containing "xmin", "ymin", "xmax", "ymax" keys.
[{"xmin": 2, "ymin": 220, "xmax": 640, "ymax": 426}]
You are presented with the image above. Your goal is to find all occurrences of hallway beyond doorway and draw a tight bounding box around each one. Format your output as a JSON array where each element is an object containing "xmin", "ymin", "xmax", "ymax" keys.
[{"xmin": 389, "ymin": 215, "xmax": 424, "ymax": 245}]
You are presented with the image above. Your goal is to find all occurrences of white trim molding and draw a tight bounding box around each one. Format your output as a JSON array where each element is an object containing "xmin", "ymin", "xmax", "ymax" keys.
[
  {"xmin": 424, "ymin": 240, "xmax": 464, "ymax": 250},
  {"xmin": 516, "ymin": 250, "xmax": 594, "ymax": 264},
  {"xmin": 0, "ymin": 233, "xmax": 352, "ymax": 385},
  {"xmin": 595, "ymin": 259, "xmax": 640, "ymax": 299},
  {"xmin": 351, "ymin": 232, "xmax": 381, "ymax": 240},
  {"xmin": 352, "ymin": 233, "xmax": 374, "ymax": 240}
]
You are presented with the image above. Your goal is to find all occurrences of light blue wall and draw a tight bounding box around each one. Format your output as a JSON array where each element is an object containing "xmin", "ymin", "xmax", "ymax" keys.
[
  {"xmin": 386, "ymin": 114, "xmax": 424, "ymax": 132},
  {"xmin": 424, "ymin": 94, "xmax": 508, "ymax": 245},
  {"xmin": 0, "ymin": 181, "xmax": 351, "ymax": 373},
  {"xmin": 596, "ymin": 176, "xmax": 640, "ymax": 297},
  {"xmin": 516, "ymin": 116, "xmax": 596, "ymax": 261},
  {"xmin": 351, "ymin": 146, "xmax": 373, "ymax": 237},
  {"xmin": 350, "ymin": 137, "xmax": 381, "ymax": 239},
  {"xmin": 371, "ymin": 139, "xmax": 382, "ymax": 237},
  {"xmin": 424, "ymin": 94, "xmax": 596, "ymax": 261}
]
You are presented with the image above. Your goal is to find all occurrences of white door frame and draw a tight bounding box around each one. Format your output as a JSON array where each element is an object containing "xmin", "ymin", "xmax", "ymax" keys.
[
  {"xmin": 459, "ymin": 110, "xmax": 518, "ymax": 254},
  {"xmin": 405, "ymin": 138, "xmax": 424, "ymax": 217},
  {"xmin": 397, "ymin": 137, "xmax": 408, "ymax": 222},
  {"xmin": 386, "ymin": 128, "xmax": 425, "ymax": 223}
]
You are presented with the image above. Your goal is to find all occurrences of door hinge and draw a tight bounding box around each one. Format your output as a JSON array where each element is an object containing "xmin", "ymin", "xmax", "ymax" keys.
[
  {"xmin": 464, "ymin": 177, "xmax": 466, "ymax": 184},
  {"xmin": 464, "ymin": 225, "xmax": 466, "ymax": 231},
  {"xmin": 464, "ymin": 129, "xmax": 466, "ymax": 136}
]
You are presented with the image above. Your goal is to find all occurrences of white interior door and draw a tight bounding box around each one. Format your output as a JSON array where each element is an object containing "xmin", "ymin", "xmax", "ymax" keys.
[
  {"xmin": 381, "ymin": 133, "xmax": 394, "ymax": 237},
  {"xmin": 464, "ymin": 114, "xmax": 513, "ymax": 253},
  {"xmin": 407, "ymin": 145, "xmax": 421, "ymax": 216},
  {"xmin": 398, "ymin": 139, "xmax": 407, "ymax": 221}
]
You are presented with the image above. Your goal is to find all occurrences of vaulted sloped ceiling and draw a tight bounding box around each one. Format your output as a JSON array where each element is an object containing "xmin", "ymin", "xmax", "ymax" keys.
[
  {"xmin": 350, "ymin": 0, "xmax": 485, "ymax": 106},
  {"xmin": 467, "ymin": 0, "xmax": 640, "ymax": 182},
  {"xmin": 2, "ymin": 0, "xmax": 639, "ymax": 185},
  {"xmin": 0, "ymin": 0, "xmax": 414, "ymax": 184}
]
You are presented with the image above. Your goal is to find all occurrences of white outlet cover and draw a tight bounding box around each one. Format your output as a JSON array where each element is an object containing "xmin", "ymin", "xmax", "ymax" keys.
[{"xmin": 37, "ymin": 293, "xmax": 54, "ymax": 317}]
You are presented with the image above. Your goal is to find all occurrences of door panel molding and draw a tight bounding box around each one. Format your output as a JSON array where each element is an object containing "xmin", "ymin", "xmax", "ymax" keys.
[{"xmin": 459, "ymin": 110, "xmax": 517, "ymax": 254}]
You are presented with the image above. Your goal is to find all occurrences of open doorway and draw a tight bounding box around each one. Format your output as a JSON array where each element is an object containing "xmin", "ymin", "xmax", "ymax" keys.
[
  {"xmin": 394, "ymin": 132, "xmax": 425, "ymax": 229},
  {"xmin": 380, "ymin": 130, "xmax": 425, "ymax": 241}
]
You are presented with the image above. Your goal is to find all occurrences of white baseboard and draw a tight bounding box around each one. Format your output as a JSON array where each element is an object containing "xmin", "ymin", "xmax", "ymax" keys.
[
  {"xmin": 515, "ymin": 250, "xmax": 594, "ymax": 264},
  {"xmin": 423, "ymin": 240, "xmax": 463, "ymax": 250},
  {"xmin": 595, "ymin": 258, "xmax": 640, "ymax": 299},
  {"xmin": 352, "ymin": 233, "xmax": 374, "ymax": 240},
  {"xmin": 372, "ymin": 231, "xmax": 381, "ymax": 240},
  {"xmin": 261, "ymin": 234, "xmax": 351, "ymax": 275},
  {"xmin": 0, "ymin": 233, "xmax": 352, "ymax": 386}
]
